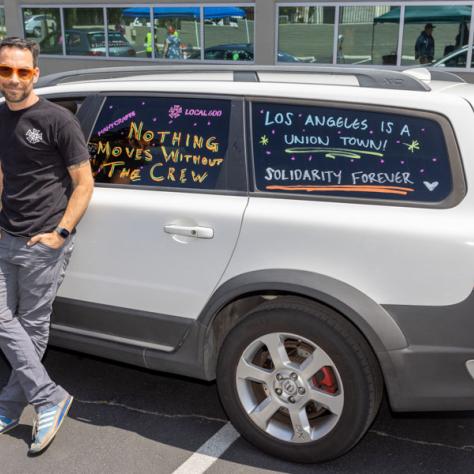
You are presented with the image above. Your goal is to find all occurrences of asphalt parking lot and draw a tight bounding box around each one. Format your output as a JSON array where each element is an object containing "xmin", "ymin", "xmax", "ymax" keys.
[{"xmin": 0, "ymin": 347, "xmax": 472, "ymax": 474}]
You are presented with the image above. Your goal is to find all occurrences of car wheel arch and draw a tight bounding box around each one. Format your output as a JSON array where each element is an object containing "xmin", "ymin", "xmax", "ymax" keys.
[{"xmin": 198, "ymin": 269, "xmax": 407, "ymax": 379}]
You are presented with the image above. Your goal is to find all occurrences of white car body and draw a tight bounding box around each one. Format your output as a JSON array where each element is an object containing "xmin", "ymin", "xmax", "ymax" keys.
[
  {"xmin": 38, "ymin": 78, "xmax": 474, "ymax": 311},
  {"xmin": 28, "ymin": 67, "xmax": 474, "ymax": 462}
]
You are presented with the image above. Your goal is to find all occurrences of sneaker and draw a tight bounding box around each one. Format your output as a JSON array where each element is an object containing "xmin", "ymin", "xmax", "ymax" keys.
[
  {"xmin": 29, "ymin": 395, "xmax": 73, "ymax": 454},
  {"xmin": 0, "ymin": 415, "xmax": 19, "ymax": 434}
]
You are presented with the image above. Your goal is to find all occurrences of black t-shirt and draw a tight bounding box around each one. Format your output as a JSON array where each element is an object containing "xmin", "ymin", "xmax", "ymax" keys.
[{"xmin": 0, "ymin": 98, "xmax": 90, "ymax": 237}]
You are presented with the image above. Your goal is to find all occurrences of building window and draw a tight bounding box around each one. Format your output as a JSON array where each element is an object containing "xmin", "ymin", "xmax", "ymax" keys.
[
  {"xmin": 338, "ymin": 6, "xmax": 400, "ymax": 66},
  {"xmin": 401, "ymin": 5, "xmax": 472, "ymax": 67},
  {"xmin": 278, "ymin": 6, "xmax": 335, "ymax": 63},
  {"xmin": 204, "ymin": 6, "xmax": 254, "ymax": 61},
  {"xmin": 64, "ymin": 8, "xmax": 105, "ymax": 56},
  {"xmin": 107, "ymin": 7, "xmax": 150, "ymax": 58},
  {"xmin": 0, "ymin": 7, "xmax": 5, "ymax": 41},
  {"xmin": 22, "ymin": 8, "xmax": 62, "ymax": 55},
  {"xmin": 151, "ymin": 7, "xmax": 201, "ymax": 60}
]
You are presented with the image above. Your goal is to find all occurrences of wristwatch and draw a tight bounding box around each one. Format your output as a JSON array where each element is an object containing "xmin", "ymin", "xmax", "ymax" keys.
[{"xmin": 55, "ymin": 226, "xmax": 70, "ymax": 239}]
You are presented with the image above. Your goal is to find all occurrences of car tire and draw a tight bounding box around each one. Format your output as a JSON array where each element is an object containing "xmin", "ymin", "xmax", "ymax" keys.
[{"xmin": 216, "ymin": 297, "xmax": 383, "ymax": 463}]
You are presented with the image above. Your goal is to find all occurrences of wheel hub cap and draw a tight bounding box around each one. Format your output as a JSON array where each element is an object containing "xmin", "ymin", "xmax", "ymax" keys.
[
  {"xmin": 282, "ymin": 380, "xmax": 297, "ymax": 395},
  {"xmin": 273, "ymin": 371, "xmax": 306, "ymax": 403}
]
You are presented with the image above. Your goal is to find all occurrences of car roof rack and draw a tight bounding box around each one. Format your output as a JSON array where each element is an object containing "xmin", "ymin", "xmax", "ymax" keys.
[
  {"xmin": 427, "ymin": 69, "xmax": 465, "ymax": 83},
  {"xmin": 37, "ymin": 64, "xmax": 448, "ymax": 92}
]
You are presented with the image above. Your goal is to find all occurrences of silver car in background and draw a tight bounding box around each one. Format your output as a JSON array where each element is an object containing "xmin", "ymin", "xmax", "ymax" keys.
[{"xmin": 65, "ymin": 29, "xmax": 136, "ymax": 57}]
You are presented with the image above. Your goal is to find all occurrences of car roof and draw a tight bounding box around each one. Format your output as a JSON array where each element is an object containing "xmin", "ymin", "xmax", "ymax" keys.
[
  {"xmin": 66, "ymin": 29, "xmax": 95, "ymax": 34},
  {"xmin": 38, "ymin": 65, "xmax": 465, "ymax": 93},
  {"xmin": 207, "ymin": 43, "xmax": 252, "ymax": 50},
  {"xmin": 36, "ymin": 71, "xmax": 472, "ymax": 109}
]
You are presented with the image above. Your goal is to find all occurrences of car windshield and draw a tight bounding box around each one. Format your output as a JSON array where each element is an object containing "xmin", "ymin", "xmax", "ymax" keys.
[
  {"xmin": 205, "ymin": 50, "xmax": 225, "ymax": 60},
  {"xmin": 434, "ymin": 47, "xmax": 473, "ymax": 67},
  {"xmin": 277, "ymin": 51, "xmax": 299, "ymax": 62}
]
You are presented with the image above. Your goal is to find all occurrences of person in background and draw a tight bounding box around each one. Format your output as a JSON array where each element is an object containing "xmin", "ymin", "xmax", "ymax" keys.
[
  {"xmin": 144, "ymin": 30, "xmax": 153, "ymax": 57},
  {"xmin": 163, "ymin": 24, "xmax": 183, "ymax": 60},
  {"xmin": 337, "ymin": 34, "xmax": 344, "ymax": 63},
  {"xmin": 455, "ymin": 22, "xmax": 469, "ymax": 49},
  {"xmin": 114, "ymin": 17, "xmax": 126, "ymax": 36},
  {"xmin": 415, "ymin": 23, "xmax": 435, "ymax": 64}
]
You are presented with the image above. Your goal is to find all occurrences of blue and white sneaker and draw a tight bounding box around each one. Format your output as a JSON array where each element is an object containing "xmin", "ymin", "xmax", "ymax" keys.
[
  {"xmin": 0, "ymin": 415, "xmax": 19, "ymax": 434},
  {"xmin": 29, "ymin": 395, "xmax": 73, "ymax": 454}
]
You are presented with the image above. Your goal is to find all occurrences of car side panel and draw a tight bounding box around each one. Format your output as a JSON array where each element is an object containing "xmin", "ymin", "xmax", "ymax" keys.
[
  {"xmin": 222, "ymin": 196, "xmax": 474, "ymax": 306},
  {"xmin": 58, "ymin": 188, "xmax": 248, "ymax": 318}
]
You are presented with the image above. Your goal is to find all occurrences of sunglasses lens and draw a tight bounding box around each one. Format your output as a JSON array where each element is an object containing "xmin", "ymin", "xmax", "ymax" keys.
[
  {"xmin": 17, "ymin": 68, "xmax": 34, "ymax": 80},
  {"xmin": 0, "ymin": 66, "xmax": 13, "ymax": 78},
  {"xmin": 0, "ymin": 66, "xmax": 34, "ymax": 80}
]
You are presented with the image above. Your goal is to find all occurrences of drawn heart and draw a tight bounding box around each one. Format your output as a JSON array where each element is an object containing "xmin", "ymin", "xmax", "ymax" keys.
[{"xmin": 423, "ymin": 181, "xmax": 439, "ymax": 191}]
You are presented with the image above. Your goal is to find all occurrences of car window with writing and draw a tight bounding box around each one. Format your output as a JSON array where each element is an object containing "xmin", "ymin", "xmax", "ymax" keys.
[
  {"xmin": 88, "ymin": 96, "xmax": 231, "ymax": 190},
  {"xmin": 252, "ymin": 102, "xmax": 453, "ymax": 202}
]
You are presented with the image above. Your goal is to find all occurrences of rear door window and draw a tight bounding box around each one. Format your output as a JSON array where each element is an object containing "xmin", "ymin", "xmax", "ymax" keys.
[
  {"xmin": 88, "ymin": 95, "xmax": 244, "ymax": 191},
  {"xmin": 251, "ymin": 101, "xmax": 463, "ymax": 205}
]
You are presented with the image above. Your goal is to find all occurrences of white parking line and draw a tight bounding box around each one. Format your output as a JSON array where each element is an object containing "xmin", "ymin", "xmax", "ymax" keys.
[{"xmin": 172, "ymin": 422, "xmax": 240, "ymax": 474}]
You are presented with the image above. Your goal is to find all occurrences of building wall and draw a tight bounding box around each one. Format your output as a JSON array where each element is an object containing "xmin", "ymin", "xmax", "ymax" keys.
[
  {"xmin": 6, "ymin": 1, "xmax": 275, "ymax": 73},
  {"xmin": 1, "ymin": 1, "xmax": 474, "ymax": 76}
]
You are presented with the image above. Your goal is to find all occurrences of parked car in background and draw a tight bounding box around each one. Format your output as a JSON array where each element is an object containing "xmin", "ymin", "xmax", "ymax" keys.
[
  {"xmin": 25, "ymin": 14, "xmax": 57, "ymax": 38},
  {"xmin": 65, "ymin": 29, "xmax": 136, "ymax": 57},
  {"xmin": 203, "ymin": 43, "xmax": 254, "ymax": 61},
  {"xmin": 432, "ymin": 45, "xmax": 473, "ymax": 68},
  {"xmin": 185, "ymin": 43, "xmax": 307, "ymax": 62}
]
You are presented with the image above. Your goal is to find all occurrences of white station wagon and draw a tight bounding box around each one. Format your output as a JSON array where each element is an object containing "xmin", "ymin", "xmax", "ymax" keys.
[{"xmin": 28, "ymin": 65, "xmax": 474, "ymax": 462}]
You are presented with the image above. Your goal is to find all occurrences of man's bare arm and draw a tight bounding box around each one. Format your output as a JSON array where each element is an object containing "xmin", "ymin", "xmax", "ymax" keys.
[
  {"xmin": 28, "ymin": 160, "xmax": 94, "ymax": 247},
  {"xmin": 57, "ymin": 160, "xmax": 94, "ymax": 231}
]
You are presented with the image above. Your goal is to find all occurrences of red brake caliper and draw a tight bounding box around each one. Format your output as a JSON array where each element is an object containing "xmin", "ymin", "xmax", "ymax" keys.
[{"xmin": 313, "ymin": 367, "xmax": 338, "ymax": 394}]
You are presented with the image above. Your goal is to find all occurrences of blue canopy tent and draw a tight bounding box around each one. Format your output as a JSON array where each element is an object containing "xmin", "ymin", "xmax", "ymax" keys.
[
  {"xmin": 122, "ymin": 6, "xmax": 246, "ymax": 20},
  {"xmin": 122, "ymin": 6, "xmax": 249, "ymax": 49}
]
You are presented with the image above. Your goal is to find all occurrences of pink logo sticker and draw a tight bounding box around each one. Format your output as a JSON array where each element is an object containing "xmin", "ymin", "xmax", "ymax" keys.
[{"xmin": 168, "ymin": 105, "xmax": 182, "ymax": 119}]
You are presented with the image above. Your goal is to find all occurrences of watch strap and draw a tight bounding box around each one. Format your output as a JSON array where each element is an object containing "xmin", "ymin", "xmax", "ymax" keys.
[{"xmin": 55, "ymin": 226, "xmax": 70, "ymax": 239}]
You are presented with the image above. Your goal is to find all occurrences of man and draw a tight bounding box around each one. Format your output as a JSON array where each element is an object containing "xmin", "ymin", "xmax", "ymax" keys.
[
  {"xmin": 415, "ymin": 23, "xmax": 435, "ymax": 64},
  {"xmin": 0, "ymin": 37, "xmax": 93, "ymax": 454}
]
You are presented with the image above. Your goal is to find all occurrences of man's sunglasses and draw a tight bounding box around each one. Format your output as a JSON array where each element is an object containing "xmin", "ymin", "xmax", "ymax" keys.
[{"xmin": 0, "ymin": 65, "xmax": 36, "ymax": 80}]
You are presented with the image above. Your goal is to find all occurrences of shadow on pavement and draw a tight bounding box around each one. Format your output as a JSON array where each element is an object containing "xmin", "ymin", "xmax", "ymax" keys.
[{"xmin": 0, "ymin": 347, "xmax": 473, "ymax": 473}]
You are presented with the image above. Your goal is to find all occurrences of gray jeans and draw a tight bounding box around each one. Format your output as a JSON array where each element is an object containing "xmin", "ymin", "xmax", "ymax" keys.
[{"xmin": 0, "ymin": 230, "xmax": 75, "ymax": 418}]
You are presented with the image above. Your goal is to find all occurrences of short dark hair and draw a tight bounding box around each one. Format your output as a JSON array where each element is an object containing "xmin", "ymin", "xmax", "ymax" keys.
[{"xmin": 0, "ymin": 37, "xmax": 40, "ymax": 68}]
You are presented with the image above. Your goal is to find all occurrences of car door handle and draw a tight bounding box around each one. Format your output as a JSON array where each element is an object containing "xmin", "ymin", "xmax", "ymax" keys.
[{"xmin": 163, "ymin": 225, "xmax": 214, "ymax": 239}]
